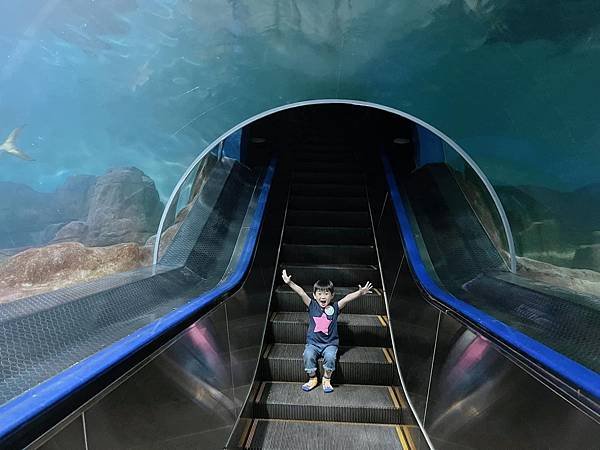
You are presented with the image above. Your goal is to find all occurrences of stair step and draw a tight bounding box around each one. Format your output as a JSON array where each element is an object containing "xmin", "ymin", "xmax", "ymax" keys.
[
  {"xmin": 296, "ymin": 143, "xmax": 353, "ymax": 153},
  {"xmin": 253, "ymin": 382, "xmax": 404, "ymax": 424},
  {"xmin": 291, "ymin": 183, "xmax": 365, "ymax": 197},
  {"xmin": 269, "ymin": 312, "xmax": 390, "ymax": 346},
  {"xmin": 288, "ymin": 196, "xmax": 367, "ymax": 211},
  {"xmin": 284, "ymin": 226, "xmax": 373, "ymax": 245},
  {"xmin": 279, "ymin": 263, "xmax": 380, "ymax": 287},
  {"xmin": 242, "ymin": 419, "xmax": 410, "ymax": 449},
  {"xmin": 263, "ymin": 344, "xmax": 395, "ymax": 385},
  {"xmin": 294, "ymin": 162, "xmax": 362, "ymax": 173},
  {"xmin": 273, "ymin": 286, "xmax": 386, "ymax": 315},
  {"xmin": 293, "ymin": 173, "xmax": 362, "ymax": 183},
  {"xmin": 286, "ymin": 210, "xmax": 371, "ymax": 228},
  {"xmin": 280, "ymin": 244, "xmax": 376, "ymax": 265},
  {"xmin": 292, "ymin": 173, "xmax": 360, "ymax": 185},
  {"xmin": 294, "ymin": 152, "xmax": 348, "ymax": 161}
]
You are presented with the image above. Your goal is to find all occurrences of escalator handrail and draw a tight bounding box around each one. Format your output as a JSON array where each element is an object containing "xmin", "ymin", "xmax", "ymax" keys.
[
  {"xmin": 0, "ymin": 158, "xmax": 277, "ymax": 441},
  {"xmin": 381, "ymin": 150, "xmax": 600, "ymax": 401}
]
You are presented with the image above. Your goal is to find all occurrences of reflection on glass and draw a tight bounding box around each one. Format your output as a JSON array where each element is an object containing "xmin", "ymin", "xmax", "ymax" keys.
[
  {"xmin": 440, "ymin": 136, "xmax": 600, "ymax": 300},
  {"xmin": 154, "ymin": 149, "xmax": 220, "ymax": 262},
  {"xmin": 442, "ymin": 142, "xmax": 510, "ymax": 269},
  {"xmin": 497, "ymin": 182, "xmax": 600, "ymax": 298},
  {"xmin": 397, "ymin": 137, "xmax": 600, "ymax": 372}
]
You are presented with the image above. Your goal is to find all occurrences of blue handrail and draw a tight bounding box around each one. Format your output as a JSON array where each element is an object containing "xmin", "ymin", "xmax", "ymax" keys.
[
  {"xmin": 0, "ymin": 158, "xmax": 277, "ymax": 440},
  {"xmin": 381, "ymin": 150, "xmax": 600, "ymax": 400}
]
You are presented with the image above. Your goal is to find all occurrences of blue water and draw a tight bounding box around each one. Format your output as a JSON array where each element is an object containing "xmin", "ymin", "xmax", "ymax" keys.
[{"xmin": 1, "ymin": 1, "xmax": 599, "ymax": 257}]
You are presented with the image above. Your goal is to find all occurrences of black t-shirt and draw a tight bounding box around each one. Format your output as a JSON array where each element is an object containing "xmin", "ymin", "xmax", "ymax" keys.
[{"xmin": 306, "ymin": 299, "xmax": 339, "ymax": 346}]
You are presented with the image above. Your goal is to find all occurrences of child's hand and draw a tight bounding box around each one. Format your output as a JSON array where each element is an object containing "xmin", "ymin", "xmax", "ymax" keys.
[
  {"xmin": 282, "ymin": 269, "xmax": 292, "ymax": 284},
  {"xmin": 358, "ymin": 281, "xmax": 373, "ymax": 296}
]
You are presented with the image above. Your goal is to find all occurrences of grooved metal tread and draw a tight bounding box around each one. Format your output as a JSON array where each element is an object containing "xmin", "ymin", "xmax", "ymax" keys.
[
  {"xmin": 294, "ymin": 153, "xmax": 352, "ymax": 161},
  {"xmin": 262, "ymin": 343, "xmax": 396, "ymax": 385},
  {"xmin": 286, "ymin": 210, "xmax": 371, "ymax": 227},
  {"xmin": 280, "ymin": 263, "xmax": 378, "ymax": 270},
  {"xmin": 286, "ymin": 210, "xmax": 369, "ymax": 218},
  {"xmin": 293, "ymin": 170, "xmax": 362, "ymax": 178},
  {"xmin": 291, "ymin": 174, "xmax": 362, "ymax": 185},
  {"xmin": 242, "ymin": 419, "xmax": 410, "ymax": 449},
  {"xmin": 275, "ymin": 285, "xmax": 381, "ymax": 296},
  {"xmin": 289, "ymin": 196, "xmax": 367, "ymax": 211},
  {"xmin": 278, "ymin": 264, "xmax": 381, "ymax": 287},
  {"xmin": 271, "ymin": 312, "xmax": 388, "ymax": 328},
  {"xmin": 283, "ymin": 226, "xmax": 373, "ymax": 245},
  {"xmin": 294, "ymin": 164, "xmax": 362, "ymax": 172},
  {"xmin": 282, "ymin": 243, "xmax": 375, "ymax": 251},
  {"xmin": 294, "ymin": 160, "xmax": 360, "ymax": 167},
  {"xmin": 280, "ymin": 243, "xmax": 376, "ymax": 265},
  {"xmin": 294, "ymin": 144, "xmax": 354, "ymax": 152},
  {"xmin": 266, "ymin": 343, "xmax": 393, "ymax": 365},
  {"xmin": 273, "ymin": 287, "xmax": 385, "ymax": 315},
  {"xmin": 255, "ymin": 382, "xmax": 402, "ymax": 418},
  {"xmin": 291, "ymin": 183, "xmax": 365, "ymax": 197}
]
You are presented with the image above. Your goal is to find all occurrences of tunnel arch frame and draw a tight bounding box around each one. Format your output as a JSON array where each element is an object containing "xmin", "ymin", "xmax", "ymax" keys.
[{"xmin": 153, "ymin": 99, "xmax": 517, "ymax": 272}]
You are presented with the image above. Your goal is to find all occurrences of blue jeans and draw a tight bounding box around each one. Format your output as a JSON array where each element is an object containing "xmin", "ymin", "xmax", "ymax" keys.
[{"xmin": 303, "ymin": 343, "xmax": 338, "ymax": 375}]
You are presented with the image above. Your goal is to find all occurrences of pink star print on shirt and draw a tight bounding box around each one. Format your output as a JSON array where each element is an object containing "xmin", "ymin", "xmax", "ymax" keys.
[{"xmin": 313, "ymin": 313, "xmax": 332, "ymax": 335}]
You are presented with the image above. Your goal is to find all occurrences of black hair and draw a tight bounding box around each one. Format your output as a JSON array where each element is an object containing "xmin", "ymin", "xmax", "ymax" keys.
[{"xmin": 313, "ymin": 279, "xmax": 334, "ymax": 294}]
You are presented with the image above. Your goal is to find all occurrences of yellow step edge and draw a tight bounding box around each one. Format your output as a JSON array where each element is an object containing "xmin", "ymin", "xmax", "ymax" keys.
[
  {"xmin": 244, "ymin": 419, "xmax": 259, "ymax": 449},
  {"xmin": 387, "ymin": 386, "xmax": 401, "ymax": 409},
  {"xmin": 395, "ymin": 425, "xmax": 410, "ymax": 449}
]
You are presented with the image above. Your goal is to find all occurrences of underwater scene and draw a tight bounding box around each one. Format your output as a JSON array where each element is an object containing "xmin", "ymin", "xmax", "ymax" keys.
[{"xmin": 1, "ymin": 0, "xmax": 600, "ymax": 302}]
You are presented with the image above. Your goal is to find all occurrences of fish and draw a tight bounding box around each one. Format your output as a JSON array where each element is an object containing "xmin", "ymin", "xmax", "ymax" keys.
[
  {"xmin": 0, "ymin": 127, "xmax": 34, "ymax": 161},
  {"xmin": 131, "ymin": 59, "xmax": 153, "ymax": 92},
  {"xmin": 131, "ymin": 49, "xmax": 160, "ymax": 92}
]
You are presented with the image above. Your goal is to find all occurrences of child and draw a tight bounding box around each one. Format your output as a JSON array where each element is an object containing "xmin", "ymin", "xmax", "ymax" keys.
[{"xmin": 281, "ymin": 269, "xmax": 373, "ymax": 393}]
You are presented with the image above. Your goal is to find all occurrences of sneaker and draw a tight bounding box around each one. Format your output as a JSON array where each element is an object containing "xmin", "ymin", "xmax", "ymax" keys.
[
  {"xmin": 322, "ymin": 377, "xmax": 334, "ymax": 393},
  {"xmin": 302, "ymin": 377, "xmax": 319, "ymax": 392}
]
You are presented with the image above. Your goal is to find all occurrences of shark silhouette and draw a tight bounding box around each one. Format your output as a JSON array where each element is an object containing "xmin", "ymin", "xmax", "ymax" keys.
[{"xmin": 0, "ymin": 127, "xmax": 33, "ymax": 161}]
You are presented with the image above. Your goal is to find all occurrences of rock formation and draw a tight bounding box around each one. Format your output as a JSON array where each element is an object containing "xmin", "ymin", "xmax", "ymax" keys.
[
  {"xmin": 0, "ymin": 242, "xmax": 151, "ymax": 303},
  {"xmin": 0, "ymin": 175, "xmax": 95, "ymax": 248},
  {"xmin": 517, "ymin": 255, "xmax": 600, "ymax": 298},
  {"xmin": 0, "ymin": 168, "xmax": 163, "ymax": 251},
  {"xmin": 56, "ymin": 167, "xmax": 163, "ymax": 246}
]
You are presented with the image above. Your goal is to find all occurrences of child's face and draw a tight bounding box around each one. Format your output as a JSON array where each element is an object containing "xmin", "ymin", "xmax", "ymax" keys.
[{"xmin": 313, "ymin": 288, "xmax": 334, "ymax": 308}]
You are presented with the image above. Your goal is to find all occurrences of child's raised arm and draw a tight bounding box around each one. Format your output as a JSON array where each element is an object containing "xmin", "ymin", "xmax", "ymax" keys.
[
  {"xmin": 338, "ymin": 281, "xmax": 373, "ymax": 310},
  {"xmin": 282, "ymin": 269, "xmax": 311, "ymax": 307}
]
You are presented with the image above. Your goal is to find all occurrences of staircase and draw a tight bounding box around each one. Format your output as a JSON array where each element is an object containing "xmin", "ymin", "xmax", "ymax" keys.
[{"xmin": 236, "ymin": 138, "xmax": 416, "ymax": 449}]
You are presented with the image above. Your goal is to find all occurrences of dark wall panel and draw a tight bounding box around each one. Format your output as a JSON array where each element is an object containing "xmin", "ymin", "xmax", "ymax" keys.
[{"xmin": 38, "ymin": 416, "xmax": 85, "ymax": 450}]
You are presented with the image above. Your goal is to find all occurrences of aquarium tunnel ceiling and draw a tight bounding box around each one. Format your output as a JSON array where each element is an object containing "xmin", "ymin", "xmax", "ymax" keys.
[
  {"xmin": 2, "ymin": 1, "xmax": 600, "ymax": 195},
  {"xmin": 2, "ymin": 1, "xmax": 600, "ymax": 291}
]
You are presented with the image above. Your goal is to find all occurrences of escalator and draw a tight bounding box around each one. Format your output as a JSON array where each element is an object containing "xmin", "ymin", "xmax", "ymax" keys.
[
  {"xmin": 229, "ymin": 132, "xmax": 419, "ymax": 448},
  {"xmin": 2, "ymin": 105, "xmax": 598, "ymax": 449}
]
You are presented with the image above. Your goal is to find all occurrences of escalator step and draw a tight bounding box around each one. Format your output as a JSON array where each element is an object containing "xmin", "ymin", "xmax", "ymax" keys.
[
  {"xmin": 262, "ymin": 344, "xmax": 395, "ymax": 385},
  {"xmin": 273, "ymin": 286, "xmax": 386, "ymax": 315},
  {"xmin": 286, "ymin": 210, "xmax": 371, "ymax": 227},
  {"xmin": 280, "ymin": 263, "xmax": 380, "ymax": 287},
  {"xmin": 242, "ymin": 419, "xmax": 409, "ymax": 449},
  {"xmin": 292, "ymin": 173, "xmax": 360, "ymax": 185},
  {"xmin": 291, "ymin": 183, "xmax": 365, "ymax": 197},
  {"xmin": 296, "ymin": 144, "xmax": 352, "ymax": 153},
  {"xmin": 294, "ymin": 152, "xmax": 349, "ymax": 162},
  {"xmin": 269, "ymin": 312, "xmax": 390, "ymax": 346},
  {"xmin": 280, "ymin": 244, "xmax": 376, "ymax": 265},
  {"xmin": 288, "ymin": 196, "xmax": 367, "ymax": 211},
  {"xmin": 294, "ymin": 163, "xmax": 362, "ymax": 174},
  {"xmin": 253, "ymin": 382, "xmax": 404, "ymax": 424},
  {"xmin": 283, "ymin": 226, "xmax": 373, "ymax": 245}
]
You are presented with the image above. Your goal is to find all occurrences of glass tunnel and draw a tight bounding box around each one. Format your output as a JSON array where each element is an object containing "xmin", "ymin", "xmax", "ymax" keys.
[{"xmin": 0, "ymin": 2, "xmax": 599, "ymax": 449}]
